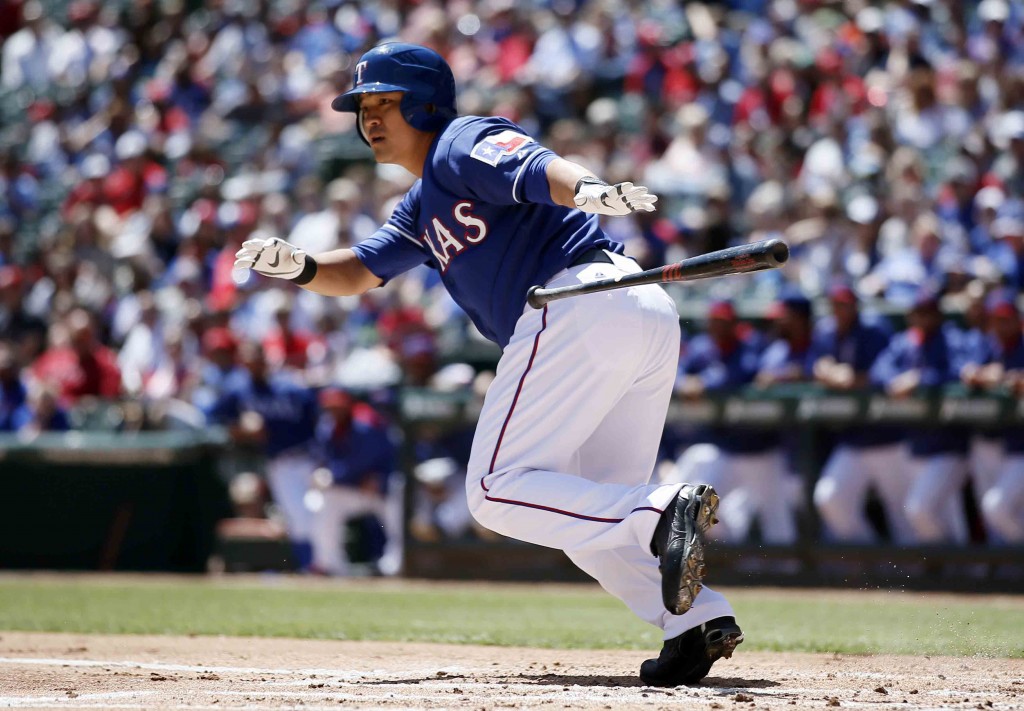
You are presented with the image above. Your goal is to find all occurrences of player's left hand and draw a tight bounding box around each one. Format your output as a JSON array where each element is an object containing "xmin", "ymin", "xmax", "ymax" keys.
[{"xmin": 574, "ymin": 179, "xmax": 658, "ymax": 216}]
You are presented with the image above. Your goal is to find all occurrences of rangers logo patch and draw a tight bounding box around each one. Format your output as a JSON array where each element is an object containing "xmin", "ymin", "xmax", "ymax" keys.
[{"xmin": 470, "ymin": 130, "xmax": 535, "ymax": 166}]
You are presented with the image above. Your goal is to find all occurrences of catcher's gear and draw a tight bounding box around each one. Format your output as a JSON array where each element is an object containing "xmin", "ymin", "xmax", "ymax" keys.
[
  {"xmin": 332, "ymin": 42, "xmax": 457, "ymax": 143},
  {"xmin": 573, "ymin": 177, "xmax": 658, "ymax": 216},
  {"xmin": 233, "ymin": 237, "xmax": 314, "ymax": 283}
]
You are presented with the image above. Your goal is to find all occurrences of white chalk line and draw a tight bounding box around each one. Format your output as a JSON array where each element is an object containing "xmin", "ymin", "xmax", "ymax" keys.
[
  {"xmin": 0, "ymin": 704, "xmax": 348, "ymax": 711},
  {"xmin": 0, "ymin": 656, "xmax": 370, "ymax": 679},
  {"xmin": 0, "ymin": 691, "xmax": 153, "ymax": 706}
]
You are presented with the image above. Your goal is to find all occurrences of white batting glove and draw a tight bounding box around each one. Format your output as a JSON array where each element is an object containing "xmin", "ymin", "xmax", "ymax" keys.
[
  {"xmin": 573, "ymin": 177, "xmax": 658, "ymax": 216},
  {"xmin": 233, "ymin": 237, "xmax": 307, "ymax": 281}
]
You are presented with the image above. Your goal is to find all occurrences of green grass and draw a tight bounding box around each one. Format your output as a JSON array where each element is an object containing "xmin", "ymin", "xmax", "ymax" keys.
[{"xmin": 0, "ymin": 576, "xmax": 1021, "ymax": 658}]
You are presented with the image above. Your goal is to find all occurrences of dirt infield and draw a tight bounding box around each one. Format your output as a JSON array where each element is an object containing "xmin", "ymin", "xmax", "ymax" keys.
[{"xmin": 0, "ymin": 631, "xmax": 1021, "ymax": 710}]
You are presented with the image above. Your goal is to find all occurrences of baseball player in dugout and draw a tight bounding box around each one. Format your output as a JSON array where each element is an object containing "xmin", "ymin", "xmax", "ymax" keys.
[{"xmin": 235, "ymin": 42, "xmax": 741, "ymax": 686}]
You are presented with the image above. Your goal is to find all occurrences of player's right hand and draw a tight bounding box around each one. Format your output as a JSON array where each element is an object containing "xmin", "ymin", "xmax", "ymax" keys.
[
  {"xmin": 574, "ymin": 178, "xmax": 658, "ymax": 216},
  {"xmin": 234, "ymin": 237, "xmax": 306, "ymax": 280}
]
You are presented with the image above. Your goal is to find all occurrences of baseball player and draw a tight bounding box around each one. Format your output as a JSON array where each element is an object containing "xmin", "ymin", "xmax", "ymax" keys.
[
  {"xmin": 810, "ymin": 284, "xmax": 911, "ymax": 544},
  {"xmin": 748, "ymin": 289, "xmax": 815, "ymax": 546},
  {"xmin": 869, "ymin": 289, "xmax": 970, "ymax": 544},
  {"xmin": 961, "ymin": 293, "xmax": 1024, "ymax": 543},
  {"xmin": 205, "ymin": 340, "xmax": 320, "ymax": 569},
  {"xmin": 673, "ymin": 301, "xmax": 786, "ymax": 544},
  {"xmin": 309, "ymin": 387, "xmax": 402, "ymax": 576},
  {"xmin": 235, "ymin": 43, "xmax": 740, "ymax": 686}
]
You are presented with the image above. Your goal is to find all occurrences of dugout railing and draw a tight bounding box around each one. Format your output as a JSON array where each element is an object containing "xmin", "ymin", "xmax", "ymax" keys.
[
  {"xmin": 2, "ymin": 386, "xmax": 1021, "ymax": 590},
  {"xmin": 399, "ymin": 385, "xmax": 1024, "ymax": 592}
]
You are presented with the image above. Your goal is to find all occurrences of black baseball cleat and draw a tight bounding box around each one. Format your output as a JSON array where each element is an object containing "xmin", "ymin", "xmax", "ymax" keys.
[
  {"xmin": 650, "ymin": 483, "xmax": 719, "ymax": 615},
  {"xmin": 639, "ymin": 616, "xmax": 744, "ymax": 687}
]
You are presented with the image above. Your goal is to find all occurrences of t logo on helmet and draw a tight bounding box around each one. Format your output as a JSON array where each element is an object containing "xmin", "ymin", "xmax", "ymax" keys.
[{"xmin": 355, "ymin": 61, "xmax": 368, "ymax": 86}]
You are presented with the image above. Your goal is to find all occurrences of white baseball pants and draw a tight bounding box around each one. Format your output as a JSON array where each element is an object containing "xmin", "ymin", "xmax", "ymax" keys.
[
  {"xmin": 813, "ymin": 442, "xmax": 913, "ymax": 544},
  {"xmin": 970, "ymin": 435, "xmax": 1005, "ymax": 499},
  {"xmin": 676, "ymin": 444, "xmax": 796, "ymax": 544},
  {"xmin": 266, "ymin": 452, "xmax": 316, "ymax": 541},
  {"xmin": 310, "ymin": 479, "xmax": 404, "ymax": 576},
  {"xmin": 466, "ymin": 255, "xmax": 734, "ymax": 640},
  {"xmin": 981, "ymin": 455, "xmax": 1024, "ymax": 542},
  {"xmin": 905, "ymin": 453, "xmax": 970, "ymax": 544}
]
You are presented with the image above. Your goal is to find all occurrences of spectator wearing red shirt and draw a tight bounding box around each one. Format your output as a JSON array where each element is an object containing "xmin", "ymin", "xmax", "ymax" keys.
[
  {"xmin": 103, "ymin": 131, "xmax": 167, "ymax": 216},
  {"xmin": 31, "ymin": 308, "xmax": 121, "ymax": 405},
  {"xmin": 262, "ymin": 297, "xmax": 313, "ymax": 372},
  {"xmin": 61, "ymin": 153, "xmax": 110, "ymax": 220}
]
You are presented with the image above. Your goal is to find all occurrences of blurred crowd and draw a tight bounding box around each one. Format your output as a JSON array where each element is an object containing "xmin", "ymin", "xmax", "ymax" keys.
[{"xmin": 1, "ymin": 0, "xmax": 1023, "ymax": 572}]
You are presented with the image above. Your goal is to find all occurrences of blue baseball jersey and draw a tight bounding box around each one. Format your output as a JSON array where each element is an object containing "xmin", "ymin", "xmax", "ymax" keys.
[
  {"xmin": 870, "ymin": 324, "xmax": 969, "ymax": 456},
  {"xmin": 206, "ymin": 372, "xmax": 318, "ymax": 457},
  {"xmin": 810, "ymin": 316, "xmax": 892, "ymax": 373},
  {"xmin": 680, "ymin": 334, "xmax": 763, "ymax": 391},
  {"xmin": 680, "ymin": 333, "xmax": 779, "ymax": 454},
  {"xmin": 315, "ymin": 409, "xmax": 397, "ymax": 490},
  {"xmin": 351, "ymin": 116, "xmax": 622, "ymax": 347},
  {"xmin": 757, "ymin": 337, "xmax": 814, "ymax": 381},
  {"xmin": 968, "ymin": 332, "xmax": 1024, "ymax": 452},
  {"xmin": 809, "ymin": 316, "xmax": 902, "ymax": 448}
]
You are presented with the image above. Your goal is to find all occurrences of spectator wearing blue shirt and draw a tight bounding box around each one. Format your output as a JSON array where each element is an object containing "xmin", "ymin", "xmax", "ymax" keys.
[
  {"xmin": 9, "ymin": 382, "xmax": 71, "ymax": 434},
  {"xmin": 0, "ymin": 341, "xmax": 26, "ymax": 431},
  {"xmin": 308, "ymin": 387, "xmax": 402, "ymax": 576},
  {"xmin": 861, "ymin": 213, "xmax": 963, "ymax": 308},
  {"xmin": 961, "ymin": 293, "xmax": 1024, "ymax": 543},
  {"xmin": 810, "ymin": 284, "xmax": 911, "ymax": 544},
  {"xmin": 206, "ymin": 340, "xmax": 320, "ymax": 569},
  {"xmin": 870, "ymin": 289, "xmax": 970, "ymax": 544},
  {"xmin": 672, "ymin": 300, "xmax": 790, "ymax": 544},
  {"xmin": 967, "ymin": 186, "xmax": 1004, "ymax": 255},
  {"xmin": 987, "ymin": 215, "xmax": 1024, "ymax": 291}
]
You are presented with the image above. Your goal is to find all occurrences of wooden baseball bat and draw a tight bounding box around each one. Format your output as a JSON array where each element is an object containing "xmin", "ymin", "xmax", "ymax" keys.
[{"xmin": 526, "ymin": 239, "xmax": 790, "ymax": 309}]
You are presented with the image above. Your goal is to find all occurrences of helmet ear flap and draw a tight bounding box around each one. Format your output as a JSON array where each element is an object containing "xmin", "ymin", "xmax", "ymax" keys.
[{"xmin": 356, "ymin": 107, "xmax": 370, "ymax": 146}]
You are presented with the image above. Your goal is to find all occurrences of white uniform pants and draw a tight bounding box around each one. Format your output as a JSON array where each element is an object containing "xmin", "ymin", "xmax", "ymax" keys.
[
  {"xmin": 678, "ymin": 446, "xmax": 796, "ymax": 545},
  {"xmin": 466, "ymin": 255, "xmax": 734, "ymax": 640},
  {"xmin": 970, "ymin": 436, "xmax": 1005, "ymax": 501},
  {"xmin": 981, "ymin": 454, "xmax": 1024, "ymax": 543},
  {"xmin": 813, "ymin": 442, "xmax": 913, "ymax": 544},
  {"xmin": 905, "ymin": 453, "xmax": 969, "ymax": 544},
  {"xmin": 266, "ymin": 452, "xmax": 316, "ymax": 542},
  {"xmin": 310, "ymin": 478, "xmax": 404, "ymax": 576}
]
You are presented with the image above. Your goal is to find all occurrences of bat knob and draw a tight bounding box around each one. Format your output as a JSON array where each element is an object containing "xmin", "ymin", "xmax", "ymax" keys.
[
  {"xmin": 768, "ymin": 239, "xmax": 790, "ymax": 266},
  {"xmin": 526, "ymin": 285, "xmax": 544, "ymax": 310}
]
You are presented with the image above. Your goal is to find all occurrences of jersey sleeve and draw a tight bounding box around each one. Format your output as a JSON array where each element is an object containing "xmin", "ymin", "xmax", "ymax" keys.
[
  {"xmin": 869, "ymin": 336, "xmax": 904, "ymax": 387},
  {"xmin": 205, "ymin": 389, "xmax": 240, "ymax": 424},
  {"xmin": 855, "ymin": 326, "xmax": 891, "ymax": 372},
  {"xmin": 438, "ymin": 117, "xmax": 559, "ymax": 206},
  {"xmin": 351, "ymin": 182, "xmax": 432, "ymax": 284},
  {"xmin": 806, "ymin": 327, "xmax": 833, "ymax": 364}
]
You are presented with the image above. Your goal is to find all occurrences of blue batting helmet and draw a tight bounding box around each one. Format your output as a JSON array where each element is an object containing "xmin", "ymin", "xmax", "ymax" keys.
[{"xmin": 332, "ymin": 43, "xmax": 457, "ymax": 139}]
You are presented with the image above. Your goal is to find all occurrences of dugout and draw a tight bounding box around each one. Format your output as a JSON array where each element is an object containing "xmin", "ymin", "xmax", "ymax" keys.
[{"xmin": 0, "ymin": 431, "xmax": 231, "ymax": 572}]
